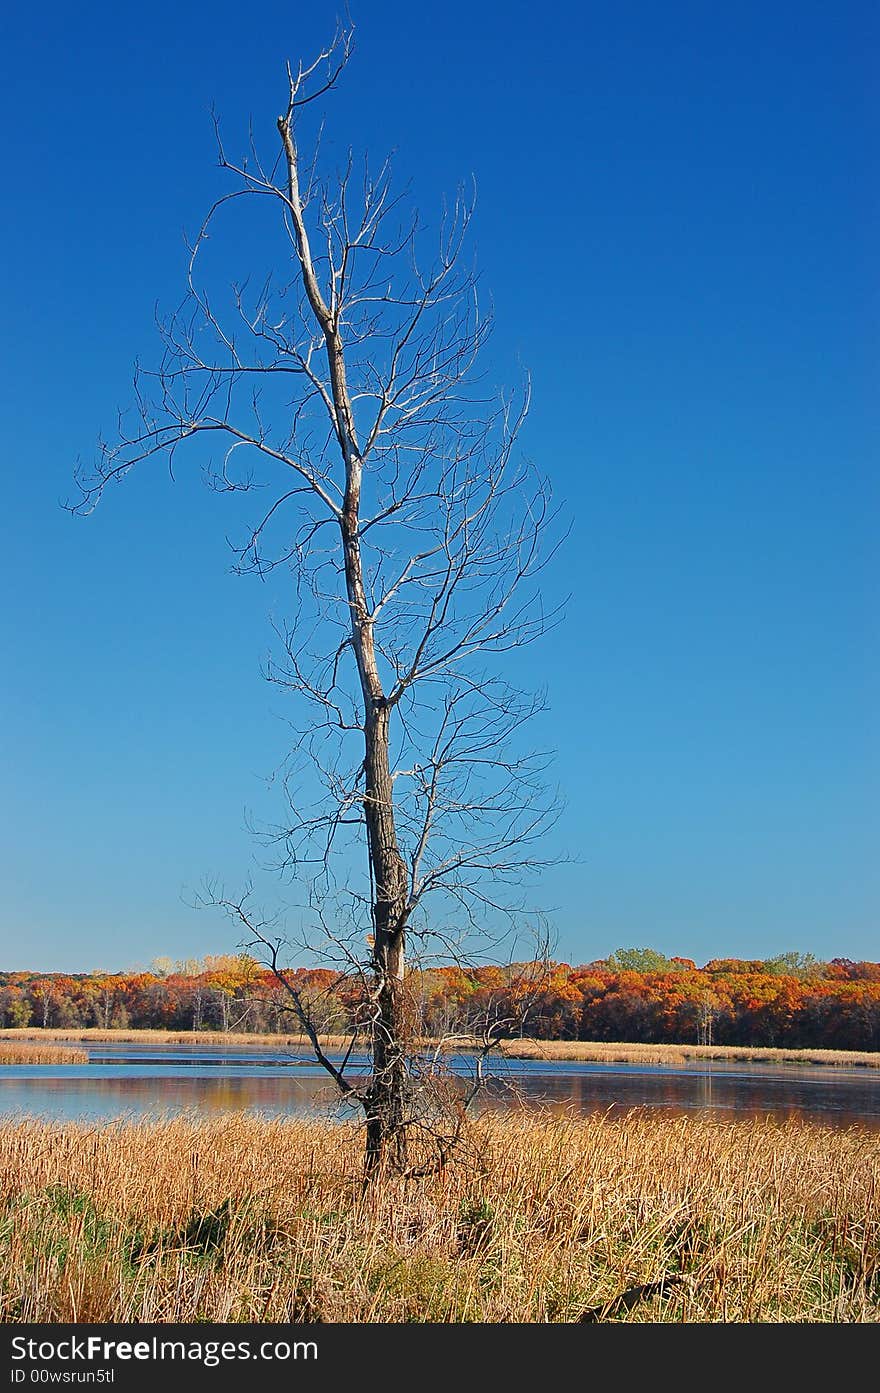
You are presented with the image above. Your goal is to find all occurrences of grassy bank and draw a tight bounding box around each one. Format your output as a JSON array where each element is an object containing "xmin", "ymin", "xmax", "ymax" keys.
[
  {"xmin": 0, "ymin": 1111, "xmax": 876, "ymax": 1322},
  {"xmin": 0, "ymin": 1042, "xmax": 88, "ymax": 1065},
  {"xmin": 497, "ymin": 1040, "xmax": 880, "ymax": 1068},
  {"xmin": 1, "ymin": 1028, "xmax": 877, "ymax": 1070},
  {"xmin": 0, "ymin": 1028, "xmax": 319, "ymax": 1048}
]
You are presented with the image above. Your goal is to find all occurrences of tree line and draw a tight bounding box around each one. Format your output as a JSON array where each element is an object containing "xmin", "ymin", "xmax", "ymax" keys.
[{"xmin": 1, "ymin": 950, "xmax": 878, "ymax": 1051}]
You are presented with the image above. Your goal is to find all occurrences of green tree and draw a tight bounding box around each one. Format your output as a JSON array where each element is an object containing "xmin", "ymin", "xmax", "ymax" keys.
[
  {"xmin": 761, "ymin": 952, "xmax": 822, "ymax": 979},
  {"xmin": 607, "ymin": 947, "xmax": 684, "ymax": 973}
]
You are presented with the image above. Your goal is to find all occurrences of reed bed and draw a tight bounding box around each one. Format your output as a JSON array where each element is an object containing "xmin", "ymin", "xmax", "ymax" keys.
[
  {"xmin": 0, "ymin": 1111, "xmax": 876, "ymax": 1323},
  {"xmin": 0, "ymin": 1029, "xmax": 315, "ymax": 1047},
  {"xmin": 0, "ymin": 1041, "xmax": 88, "ymax": 1065},
  {"xmin": 2, "ymin": 1029, "xmax": 877, "ymax": 1070},
  {"xmin": 497, "ymin": 1040, "xmax": 880, "ymax": 1069}
]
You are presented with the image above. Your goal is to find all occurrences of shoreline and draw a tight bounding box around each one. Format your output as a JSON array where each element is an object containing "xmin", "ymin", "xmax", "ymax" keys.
[{"xmin": 1, "ymin": 1027, "xmax": 877, "ymax": 1069}]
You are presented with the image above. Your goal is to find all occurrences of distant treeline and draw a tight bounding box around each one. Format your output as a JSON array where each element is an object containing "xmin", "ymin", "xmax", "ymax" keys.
[{"xmin": 1, "ymin": 949, "xmax": 879, "ymax": 1050}]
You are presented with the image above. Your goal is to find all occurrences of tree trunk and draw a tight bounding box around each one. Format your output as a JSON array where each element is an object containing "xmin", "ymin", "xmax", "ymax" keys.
[
  {"xmin": 281, "ymin": 102, "xmax": 413, "ymax": 1175},
  {"xmin": 362, "ymin": 702, "xmax": 410, "ymax": 1173},
  {"xmin": 337, "ymin": 441, "xmax": 410, "ymax": 1172}
]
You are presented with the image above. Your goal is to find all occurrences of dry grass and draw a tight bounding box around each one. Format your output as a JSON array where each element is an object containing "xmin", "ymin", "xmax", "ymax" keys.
[
  {"xmin": 0, "ymin": 1110, "xmax": 876, "ymax": 1323},
  {"xmin": 0, "ymin": 1042, "xmax": 88, "ymax": 1065},
  {"xmin": 0, "ymin": 1029, "xmax": 318, "ymax": 1047},
  {"xmin": 2, "ymin": 1029, "xmax": 877, "ymax": 1070},
  {"xmin": 498, "ymin": 1040, "xmax": 880, "ymax": 1069}
]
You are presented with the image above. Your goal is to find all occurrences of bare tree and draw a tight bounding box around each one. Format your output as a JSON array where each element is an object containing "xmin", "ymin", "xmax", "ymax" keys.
[{"xmin": 73, "ymin": 25, "xmax": 561, "ymax": 1175}]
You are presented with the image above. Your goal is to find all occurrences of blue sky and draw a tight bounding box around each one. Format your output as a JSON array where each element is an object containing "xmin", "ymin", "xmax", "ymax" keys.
[{"xmin": 1, "ymin": 1, "xmax": 876, "ymax": 972}]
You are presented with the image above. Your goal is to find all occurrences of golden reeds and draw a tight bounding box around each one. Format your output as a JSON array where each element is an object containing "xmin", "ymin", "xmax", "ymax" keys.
[
  {"xmin": 1, "ymin": 1029, "xmax": 877, "ymax": 1069},
  {"xmin": 0, "ymin": 1042, "xmax": 88, "ymax": 1065},
  {"xmin": 0, "ymin": 1111, "xmax": 876, "ymax": 1323},
  {"xmin": 497, "ymin": 1039, "xmax": 880, "ymax": 1068}
]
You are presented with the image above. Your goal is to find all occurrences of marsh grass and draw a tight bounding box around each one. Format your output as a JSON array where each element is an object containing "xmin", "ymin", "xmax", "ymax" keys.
[
  {"xmin": 2, "ymin": 1030, "xmax": 877, "ymax": 1069},
  {"xmin": 0, "ymin": 1029, "xmax": 312, "ymax": 1047},
  {"xmin": 0, "ymin": 1111, "xmax": 876, "ymax": 1323},
  {"xmin": 497, "ymin": 1040, "xmax": 880, "ymax": 1068},
  {"xmin": 0, "ymin": 1042, "xmax": 88, "ymax": 1065}
]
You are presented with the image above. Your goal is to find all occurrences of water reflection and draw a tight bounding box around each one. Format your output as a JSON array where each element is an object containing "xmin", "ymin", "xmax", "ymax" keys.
[
  {"xmin": 0, "ymin": 1046, "xmax": 878, "ymax": 1129},
  {"xmin": 478, "ymin": 1062, "xmax": 880, "ymax": 1130},
  {"xmin": 0, "ymin": 1072, "xmax": 344, "ymax": 1123}
]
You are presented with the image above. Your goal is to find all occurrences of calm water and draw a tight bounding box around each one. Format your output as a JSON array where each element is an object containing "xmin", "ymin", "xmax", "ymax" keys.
[{"xmin": 1, "ymin": 1043, "xmax": 879, "ymax": 1129}]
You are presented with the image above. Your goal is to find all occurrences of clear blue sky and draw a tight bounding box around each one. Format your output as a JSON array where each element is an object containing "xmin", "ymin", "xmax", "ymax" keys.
[{"xmin": 1, "ymin": 1, "xmax": 876, "ymax": 972}]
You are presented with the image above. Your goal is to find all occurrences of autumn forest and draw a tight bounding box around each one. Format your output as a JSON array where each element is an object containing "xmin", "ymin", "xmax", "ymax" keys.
[{"xmin": 2, "ymin": 949, "xmax": 879, "ymax": 1051}]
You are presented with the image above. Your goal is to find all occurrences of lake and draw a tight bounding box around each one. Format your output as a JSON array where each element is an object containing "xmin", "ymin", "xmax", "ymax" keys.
[{"xmin": 1, "ymin": 1041, "xmax": 879, "ymax": 1129}]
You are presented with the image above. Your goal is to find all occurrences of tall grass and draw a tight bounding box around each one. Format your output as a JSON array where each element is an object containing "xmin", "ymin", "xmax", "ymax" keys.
[
  {"xmin": 0, "ymin": 1111, "xmax": 876, "ymax": 1322},
  {"xmin": 498, "ymin": 1040, "xmax": 880, "ymax": 1068},
  {"xmin": 2, "ymin": 1029, "xmax": 877, "ymax": 1069},
  {"xmin": 0, "ymin": 1029, "xmax": 312, "ymax": 1047},
  {"xmin": 0, "ymin": 1042, "xmax": 88, "ymax": 1065}
]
